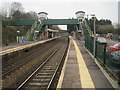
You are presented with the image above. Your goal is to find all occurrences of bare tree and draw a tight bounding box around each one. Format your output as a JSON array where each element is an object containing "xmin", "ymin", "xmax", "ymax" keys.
[
  {"xmin": 1, "ymin": 2, "xmax": 10, "ymax": 20},
  {"xmin": 28, "ymin": 11, "xmax": 38, "ymax": 20},
  {"xmin": 10, "ymin": 2, "xmax": 24, "ymax": 19},
  {"xmin": 1, "ymin": 2, "xmax": 24, "ymax": 20}
]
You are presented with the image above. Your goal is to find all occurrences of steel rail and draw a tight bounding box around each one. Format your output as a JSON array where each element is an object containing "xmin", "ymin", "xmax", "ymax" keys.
[
  {"xmin": 16, "ymin": 43, "xmax": 63, "ymax": 90},
  {"xmin": 47, "ymin": 40, "xmax": 68, "ymax": 90},
  {"xmin": 2, "ymin": 40, "xmax": 60, "ymax": 77}
]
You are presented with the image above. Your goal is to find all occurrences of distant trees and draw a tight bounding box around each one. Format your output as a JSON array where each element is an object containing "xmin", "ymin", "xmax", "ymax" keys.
[
  {"xmin": 1, "ymin": 2, "xmax": 10, "ymax": 20},
  {"xmin": 28, "ymin": 11, "xmax": 38, "ymax": 20},
  {"xmin": 10, "ymin": 2, "xmax": 24, "ymax": 19},
  {"xmin": 87, "ymin": 17, "xmax": 120, "ymax": 35},
  {"xmin": 48, "ymin": 25, "xmax": 61, "ymax": 30},
  {"xmin": 99, "ymin": 19, "xmax": 112, "ymax": 25},
  {"xmin": 2, "ymin": 2, "xmax": 39, "ymax": 45},
  {"xmin": 87, "ymin": 18, "xmax": 113, "ymax": 34},
  {"xmin": 97, "ymin": 25, "xmax": 114, "ymax": 34},
  {"xmin": 12, "ymin": 10, "xmax": 23, "ymax": 20},
  {"xmin": 12, "ymin": 10, "xmax": 38, "ymax": 20},
  {"xmin": 67, "ymin": 24, "xmax": 76, "ymax": 33},
  {"xmin": 1, "ymin": 2, "xmax": 38, "ymax": 21},
  {"xmin": 113, "ymin": 24, "xmax": 120, "ymax": 35}
]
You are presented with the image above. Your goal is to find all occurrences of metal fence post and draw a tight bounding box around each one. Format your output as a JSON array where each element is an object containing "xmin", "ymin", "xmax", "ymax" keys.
[
  {"xmin": 118, "ymin": 50, "xmax": 120, "ymax": 84},
  {"xmin": 118, "ymin": 65, "xmax": 120, "ymax": 84},
  {"xmin": 103, "ymin": 43, "xmax": 107, "ymax": 65},
  {"xmin": 95, "ymin": 41, "xmax": 97, "ymax": 58}
]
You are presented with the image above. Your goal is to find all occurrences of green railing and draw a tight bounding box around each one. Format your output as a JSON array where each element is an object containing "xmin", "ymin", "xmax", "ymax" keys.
[
  {"xmin": 82, "ymin": 19, "xmax": 120, "ymax": 83},
  {"xmin": 96, "ymin": 42, "xmax": 107, "ymax": 63},
  {"xmin": 25, "ymin": 21, "xmax": 38, "ymax": 41},
  {"xmin": 85, "ymin": 36, "xmax": 94, "ymax": 54},
  {"xmin": 105, "ymin": 52, "xmax": 120, "ymax": 81},
  {"xmin": 85, "ymin": 36, "xmax": 120, "ymax": 83},
  {"xmin": 85, "ymin": 36, "xmax": 106, "ymax": 60},
  {"xmin": 25, "ymin": 20, "xmax": 44, "ymax": 41}
]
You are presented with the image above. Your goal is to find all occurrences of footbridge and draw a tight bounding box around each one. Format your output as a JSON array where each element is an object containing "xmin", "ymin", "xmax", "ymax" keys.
[
  {"xmin": 6, "ymin": 19, "xmax": 82, "ymax": 41},
  {"xmin": 7, "ymin": 19, "xmax": 79, "ymax": 26},
  {"xmin": 5, "ymin": 11, "xmax": 92, "ymax": 41}
]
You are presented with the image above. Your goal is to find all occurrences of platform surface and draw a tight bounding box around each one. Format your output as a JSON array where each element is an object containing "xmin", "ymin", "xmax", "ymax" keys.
[
  {"xmin": 57, "ymin": 36, "xmax": 114, "ymax": 89},
  {"xmin": 1, "ymin": 37, "xmax": 60, "ymax": 55}
]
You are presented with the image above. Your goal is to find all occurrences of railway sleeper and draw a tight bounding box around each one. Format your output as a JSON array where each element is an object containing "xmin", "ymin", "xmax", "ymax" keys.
[
  {"xmin": 36, "ymin": 73, "xmax": 53, "ymax": 75},
  {"xmin": 32, "ymin": 78, "xmax": 50, "ymax": 82}
]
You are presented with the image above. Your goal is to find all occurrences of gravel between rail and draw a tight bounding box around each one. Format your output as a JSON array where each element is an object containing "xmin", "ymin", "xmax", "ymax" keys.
[{"xmin": 2, "ymin": 36, "xmax": 68, "ymax": 89}]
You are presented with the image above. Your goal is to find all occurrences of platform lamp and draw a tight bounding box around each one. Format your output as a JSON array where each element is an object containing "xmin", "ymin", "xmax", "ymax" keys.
[
  {"xmin": 85, "ymin": 14, "xmax": 96, "ymax": 60},
  {"xmin": 17, "ymin": 30, "xmax": 20, "ymax": 43}
]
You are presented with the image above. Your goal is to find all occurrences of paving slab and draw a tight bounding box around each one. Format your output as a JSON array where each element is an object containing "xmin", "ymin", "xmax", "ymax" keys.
[
  {"xmin": 61, "ymin": 39, "xmax": 81, "ymax": 88},
  {"xmin": 58, "ymin": 36, "xmax": 115, "ymax": 89}
]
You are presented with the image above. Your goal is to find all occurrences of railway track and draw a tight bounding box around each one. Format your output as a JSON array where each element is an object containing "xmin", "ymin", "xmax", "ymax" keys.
[
  {"xmin": 16, "ymin": 37, "xmax": 68, "ymax": 90},
  {"xmin": 2, "ymin": 36, "xmax": 69, "ymax": 89},
  {"xmin": 2, "ymin": 38, "xmax": 60, "ymax": 77}
]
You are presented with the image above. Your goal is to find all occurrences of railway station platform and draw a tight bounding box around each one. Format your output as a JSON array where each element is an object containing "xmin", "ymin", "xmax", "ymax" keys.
[
  {"xmin": 57, "ymin": 36, "xmax": 118, "ymax": 89},
  {"xmin": 1, "ymin": 37, "xmax": 60, "ymax": 56}
]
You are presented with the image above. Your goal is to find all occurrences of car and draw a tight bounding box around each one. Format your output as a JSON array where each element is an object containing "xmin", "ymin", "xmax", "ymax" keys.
[
  {"xmin": 97, "ymin": 37, "xmax": 106, "ymax": 43},
  {"xmin": 110, "ymin": 50, "xmax": 120, "ymax": 64},
  {"xmin": 106, "ymin": 33, "xmax": 113, "ymax": 39},
  {"xmin": 107, "ymin": 43, "xmax": 120, "ymax": 53}
]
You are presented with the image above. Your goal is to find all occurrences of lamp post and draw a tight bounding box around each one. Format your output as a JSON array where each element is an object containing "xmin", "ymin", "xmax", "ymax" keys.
[
  {"xmin": 75, "ymin": 11, "xmax": 96, "ymax": 59},
  {"xmin": 17, "ymin": 30, "xmax": 20, "ymax": 43}
]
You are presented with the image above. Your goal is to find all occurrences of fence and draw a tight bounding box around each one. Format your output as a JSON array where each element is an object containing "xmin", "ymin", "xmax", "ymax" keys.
[{"xmin": 84, "ymin": 36, "xmax": 120, "ymax": 83}]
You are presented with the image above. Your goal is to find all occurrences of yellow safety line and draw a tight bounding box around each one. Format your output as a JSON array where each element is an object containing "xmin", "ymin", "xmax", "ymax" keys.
[{"xmin": 72, "ymin": 39, "xmax": 95, "ymax": 88}]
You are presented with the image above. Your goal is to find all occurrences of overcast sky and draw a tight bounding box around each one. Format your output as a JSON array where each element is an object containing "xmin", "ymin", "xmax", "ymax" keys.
[{"xmin": 0, "ymin": 0, "xmax": 119, "ymax": 29}]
